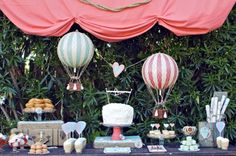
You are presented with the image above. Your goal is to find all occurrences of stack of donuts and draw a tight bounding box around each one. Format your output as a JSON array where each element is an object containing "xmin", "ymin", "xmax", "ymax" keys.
[
  {"xmin": 29, "ymin": 142, "xmax": 49, "ymax": 154},
  {"xmin": 23, "ymin": 98, "xmax": 55, "ymax": 113}
]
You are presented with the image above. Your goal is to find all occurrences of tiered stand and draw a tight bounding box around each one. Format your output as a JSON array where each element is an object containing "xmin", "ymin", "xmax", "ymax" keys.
[
  {"xmin": 23, "ymin": 109, "xmax": 55, "ymax": 121},
  {"xmin": 94, "ymin": 123, "xmax": 142, "ymax": 149}
]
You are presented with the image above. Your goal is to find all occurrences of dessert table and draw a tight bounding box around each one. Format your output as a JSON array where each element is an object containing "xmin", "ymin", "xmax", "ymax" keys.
[{"xmin": 1, "ymin": 144, "xmax": 236, "ymax": 156}]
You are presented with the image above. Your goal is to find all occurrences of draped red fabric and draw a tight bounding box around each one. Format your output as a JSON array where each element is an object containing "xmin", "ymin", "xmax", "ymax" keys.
[{"xmin": 0, "ymin": 0, "xmax": 235, "ymax": 42}]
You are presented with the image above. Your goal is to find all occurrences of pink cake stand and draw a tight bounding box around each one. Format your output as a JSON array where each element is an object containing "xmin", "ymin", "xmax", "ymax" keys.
[{"xmin": 102, "ymin": 123, "xmax": 132, "ymax": 140}]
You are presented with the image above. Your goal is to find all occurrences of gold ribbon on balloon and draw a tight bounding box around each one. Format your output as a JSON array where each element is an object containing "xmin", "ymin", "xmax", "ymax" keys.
[{"xmin": 80, "ymin": 0, "xmax": 151, "ymax": 12}]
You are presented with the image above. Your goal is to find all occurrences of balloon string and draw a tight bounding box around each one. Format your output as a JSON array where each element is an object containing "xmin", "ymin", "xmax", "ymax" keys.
[
  {"xmin": 63, "ymin": 64, "xmax": 73, "ymax": 80},
  {"xmin": 95, "ymin": 49, "xmax": 112, "ymax": 67},
  {"xmin": 125, "ymin": 58, "xmax": 146, "ymax": 71},
  {"xmin": 147, "ymin": 85, "xmax": 158, "ymax": 105},
  {"xmin": 78, "ymin": 63, "xmax": 89, "ymax": 81},
  {"xmin": 95, "ymin": 49, "xmax": 147, "ymax": 70},
  {"xmin": 156, "ymin": 89, "xmax": 159, "ymax": 104},
  {"xmin": 163, "ymin": 86, "xmax": 174, "ymax": 103}
]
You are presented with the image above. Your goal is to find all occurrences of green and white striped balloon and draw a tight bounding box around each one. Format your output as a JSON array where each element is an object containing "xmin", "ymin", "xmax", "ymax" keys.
[{"xmin": 57, "ymin": 31, "xmax": 94, "ymax": 68}]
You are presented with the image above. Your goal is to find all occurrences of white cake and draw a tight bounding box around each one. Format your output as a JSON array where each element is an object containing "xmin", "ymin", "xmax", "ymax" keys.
[{"xmin": 102, "ymin": 103, "xmax": 134, "ymax": 125}]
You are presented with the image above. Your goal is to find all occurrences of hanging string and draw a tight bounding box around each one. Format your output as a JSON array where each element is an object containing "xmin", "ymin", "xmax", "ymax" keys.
[
  {"xmin": 125, "ymin": 58, "xmax": 146, "ymax": 71},
  {"xmin": 163, "ymin": 86, "xmax": 174, "ymax": 103},
  {"xmin": 147, "ymin": 85, "xmax": 158, "ymax": 105},
  {"xmin": 95, "ymin": 49, "xmax": 146, "ymax": 71},
  {"xmin": 95, "ymin": 50, "xmax": 112, "ymax": 67},
  {"xmin": 80, "ymin": 0, "xmax": 151, "ymax": 12}
]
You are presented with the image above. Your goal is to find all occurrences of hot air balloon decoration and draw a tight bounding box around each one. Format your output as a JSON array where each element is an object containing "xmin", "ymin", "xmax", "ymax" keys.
[
  {"xmin": 142, "ymin": 53, "xmax": 179, "ymax": 119},
  {"xmin": 57, "ymin": 31, "xmax": 94, "ymax": 91}
]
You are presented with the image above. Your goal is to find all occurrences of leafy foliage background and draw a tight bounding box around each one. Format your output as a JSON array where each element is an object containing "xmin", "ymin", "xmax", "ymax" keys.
[{"xmin": 0, "ymin": 8, "xmax": 235, "ymax": 144}]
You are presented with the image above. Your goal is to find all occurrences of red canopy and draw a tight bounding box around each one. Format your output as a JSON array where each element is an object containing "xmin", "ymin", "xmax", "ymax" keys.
[{"xmin": 0, "ymin": 0, "xmax": 235, "ymax": 42}]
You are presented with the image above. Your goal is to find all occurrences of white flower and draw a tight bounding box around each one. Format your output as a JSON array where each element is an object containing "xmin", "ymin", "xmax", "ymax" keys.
[{"xmin": 0, "ymin": 96, "xmax": 6, "ymax": 105}]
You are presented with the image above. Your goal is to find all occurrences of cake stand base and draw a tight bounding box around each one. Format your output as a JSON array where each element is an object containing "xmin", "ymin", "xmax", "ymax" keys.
[{"xmin": 93, "ymin": 136, "xmax": 142, "ymax": 149}]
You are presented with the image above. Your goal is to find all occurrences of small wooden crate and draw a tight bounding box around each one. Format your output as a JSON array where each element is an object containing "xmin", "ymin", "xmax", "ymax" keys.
[{"xmin": 17, "ymin": 120, "xmax": 66, "ymax": 146}]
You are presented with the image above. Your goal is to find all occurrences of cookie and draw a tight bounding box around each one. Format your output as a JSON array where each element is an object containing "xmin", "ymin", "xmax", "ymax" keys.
[
  {"xmin": 42, "ymin": 149, "xmax": 48, "ymax": 153},
  {"xmin": 36, "ymin": 145, "xmax": 42, "ymax": 150},
  {"xmin": 43, "ymin": 98, "xmax": 52, "ymax": 103},
  {"xmin": 30, "ymin": 144, "xmax": 36, "ymax": 150},
  {"xmin": 29, "ymin": 98, "xmax": 37, "ymax": 103},
  {"xmin": 34, "ymin": 99, "xmax": 44, "ymax": 103},
  {"xmin": 35, "ymin": 142, "xmax": 42, "ymax": 146},
  {"xmin": 26, "ymin": 103, "xmax": 34, "ymax": 108},
  {"xmin": 34, "ymin": 104, "xmax": 45, "ymax": 108},
  {"xmin": 29, "ymin": 149, "xmax": 36, "ymax": 154},
  {"xmin": 42, "ymin": 144, "xmax": 47, "ymax": 149},
  {"xmin": 24, "ymin": 108, "xmax": 32, "ymax": 112},
  {"xmin": 35, "ymin": 149, "xmax": 42, "ymax": 154},
  {"xmin": 30, "ymin": 108, "xmax": 35, "ymax": 112},
  {"xmin": 44, "ymin": 103, "xmax": 54, "ymax": 108},
  {"xmin": 43, "ymin": 107, "xmax": 54, "ymax": 112}
]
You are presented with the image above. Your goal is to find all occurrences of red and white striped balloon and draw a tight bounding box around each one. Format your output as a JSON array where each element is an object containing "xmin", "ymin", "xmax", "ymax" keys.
[{"xmin": 142, "ymin": 53, "xmax": 179, "ymax": 90}]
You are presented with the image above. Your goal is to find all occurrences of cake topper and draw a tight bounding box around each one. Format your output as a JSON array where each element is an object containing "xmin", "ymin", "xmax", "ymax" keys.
[{"xmin": 105, "ymin": 88, "xmax": 132, "ymax": 104}]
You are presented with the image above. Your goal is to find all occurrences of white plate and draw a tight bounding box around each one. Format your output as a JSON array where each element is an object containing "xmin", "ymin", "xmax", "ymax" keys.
[
  {"xmin": 28, "ymin": 151, "xmax": 50, "ymax": 155},
  {"xmin": 178, "ymin": 148, "xmax": 200, "ymax": 152}
]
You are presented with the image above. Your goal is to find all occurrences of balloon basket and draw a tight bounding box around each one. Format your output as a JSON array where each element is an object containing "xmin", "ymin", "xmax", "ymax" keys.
[
  {"xmin": 67, "ymin": 82, "xmax": 82, "ymax": 91},
  {"xmin": 153, "ymin": 108, "xmax": 168, "ymax": 119}
]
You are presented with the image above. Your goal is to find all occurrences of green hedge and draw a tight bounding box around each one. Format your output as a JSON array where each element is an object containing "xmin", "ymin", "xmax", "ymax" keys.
[{"xmin": 0, "ymin": 8, "xmax": 236, "ymax": 144}]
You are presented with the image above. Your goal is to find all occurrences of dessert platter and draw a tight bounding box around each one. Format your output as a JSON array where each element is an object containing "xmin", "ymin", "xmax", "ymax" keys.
[
  {"xmin": 23, "ymin": 98, "xmax": 56, "ymax": 121},
  {"xmin": 8, "ymin": 129, "xmax": 34, "ymax": 152},
  {"xmin": 28, "ymin": 142, "xmax": 49, "ymax": 154},
  {"xmin": 147, "ymin": 123, "xmax": 176, "ymax": 139},
  {"xmin": 147, "ymin": 130, "xmax": 176, "ymax": 139},
  {"xmin": 23, "ymin": 98, "xmax": 55, "ymax": 113}
]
